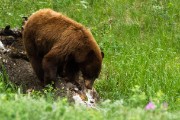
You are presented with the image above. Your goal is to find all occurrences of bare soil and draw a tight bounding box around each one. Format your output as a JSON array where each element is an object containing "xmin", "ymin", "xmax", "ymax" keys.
[{"xmin": 0, "ymin": 28, "xmax": 43, "ymax": 91}]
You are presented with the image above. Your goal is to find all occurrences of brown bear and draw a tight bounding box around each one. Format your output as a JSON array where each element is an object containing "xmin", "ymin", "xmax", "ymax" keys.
[{"xmin": 23, "ymin": 9, "xmax": 104, "ymax": 89}]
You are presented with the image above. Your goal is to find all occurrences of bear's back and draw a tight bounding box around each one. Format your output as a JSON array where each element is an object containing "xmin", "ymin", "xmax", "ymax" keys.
[
  {"xmin": 24, "ymin": 9, "xmax": 84, "ymax": 32},
  {"xmin": 23, "ymin": 9, "xmax": 102, "ymax": 60}
]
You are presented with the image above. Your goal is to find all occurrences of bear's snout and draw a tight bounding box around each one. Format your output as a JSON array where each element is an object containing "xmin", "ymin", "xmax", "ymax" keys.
[{"xmin": 85, "ymin": 79, "xmax": 94, "ymax": 89}]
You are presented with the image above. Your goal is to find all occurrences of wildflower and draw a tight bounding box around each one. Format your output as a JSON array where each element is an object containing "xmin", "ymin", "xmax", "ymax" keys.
[{"xmin": 145, "ymin": 101, "xmax": 156, "ymax": 110}]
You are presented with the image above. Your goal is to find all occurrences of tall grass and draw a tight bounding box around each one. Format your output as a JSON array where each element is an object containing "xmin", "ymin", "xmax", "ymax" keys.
[{"xmin": 0, "ymin": 0, "xmax": 180, "ymax": 119}]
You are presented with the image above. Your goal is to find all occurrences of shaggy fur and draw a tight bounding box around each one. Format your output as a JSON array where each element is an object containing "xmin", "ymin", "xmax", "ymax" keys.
[{"xmin": 23, "ymin": 9, "xmax": 103, "ymax": 89}]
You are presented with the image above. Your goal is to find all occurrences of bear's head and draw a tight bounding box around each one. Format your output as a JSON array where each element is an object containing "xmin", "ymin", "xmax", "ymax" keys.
[{"xmin": 79, "ymin": 50, "xmax": 104, "ymax": 89}]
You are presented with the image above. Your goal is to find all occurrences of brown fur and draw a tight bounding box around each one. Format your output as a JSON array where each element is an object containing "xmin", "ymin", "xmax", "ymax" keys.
[{"xmin": 23, "ymin": 9, "xmax": 103, "ymax": 89}]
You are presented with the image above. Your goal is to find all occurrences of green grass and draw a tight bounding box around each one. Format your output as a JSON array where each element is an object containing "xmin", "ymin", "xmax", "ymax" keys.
[
  {"xmin": 0, "ymin": 94, "xmax": 179, "ymax": 120},
  {"xmin": 0, "ymin": 0, "xmax": 180, "ymax": 119}
]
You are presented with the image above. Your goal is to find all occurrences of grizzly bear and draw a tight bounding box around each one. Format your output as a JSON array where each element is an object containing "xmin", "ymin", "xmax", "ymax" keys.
[{"xmin": 23, "ymin": 9, "xmax": 104, "ymax": 89}]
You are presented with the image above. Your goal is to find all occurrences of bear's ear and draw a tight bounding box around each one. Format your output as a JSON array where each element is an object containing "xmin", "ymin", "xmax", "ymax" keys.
[{"xmin": 101, "ymin": 52, "xmax": 104, "ymax": 59}]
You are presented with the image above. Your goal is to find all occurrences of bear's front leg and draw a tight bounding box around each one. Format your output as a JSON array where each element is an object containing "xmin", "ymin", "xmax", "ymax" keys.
[
  {"xmin": 28, "ymin": 56, "xmax": 44, "ymax": 83},
  {"xmin": 42, "ymin": 54, "xmax": 58, "ymax": 87}
]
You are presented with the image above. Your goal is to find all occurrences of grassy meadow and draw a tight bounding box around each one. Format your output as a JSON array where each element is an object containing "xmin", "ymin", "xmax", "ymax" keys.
[{"xmin": 0, "ymin": 0, "xmax": 180, "ymax": 119}]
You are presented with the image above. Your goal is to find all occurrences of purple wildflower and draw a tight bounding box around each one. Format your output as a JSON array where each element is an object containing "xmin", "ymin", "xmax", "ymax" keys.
[{"xmin": 145, "ymin": 101, "xmax": 156, "ymax": 110}]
